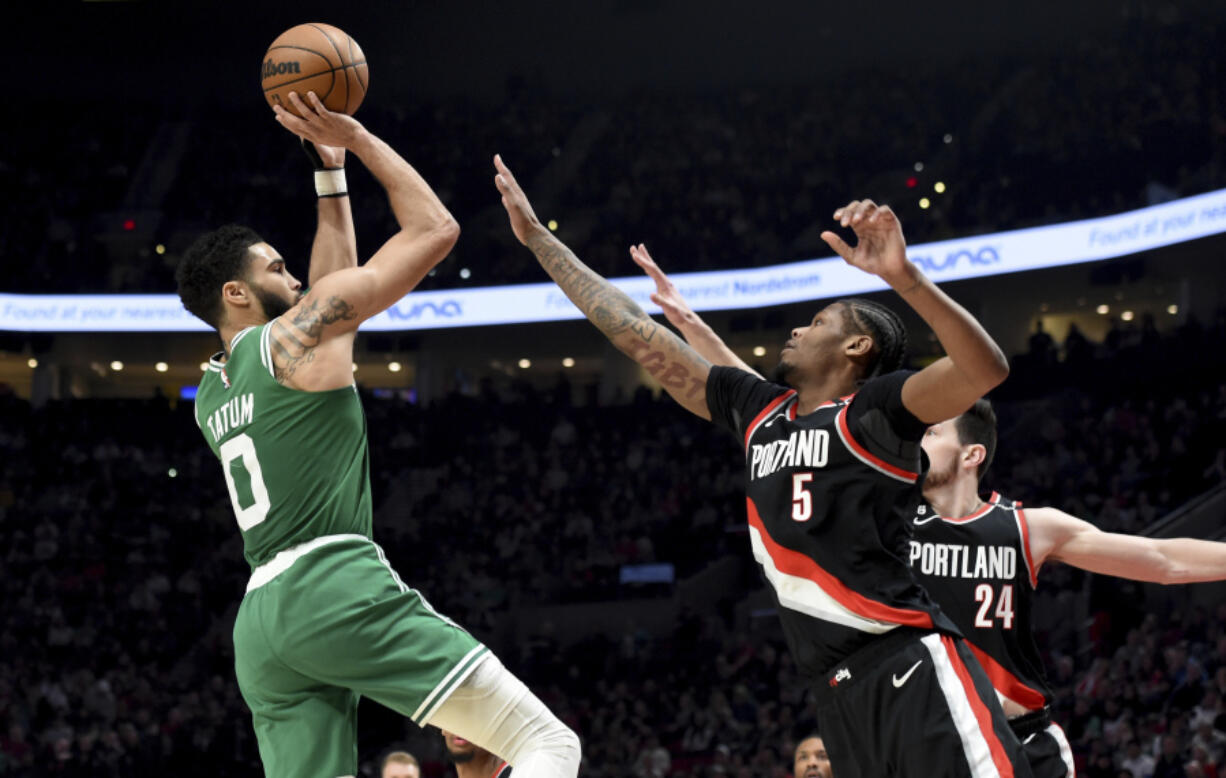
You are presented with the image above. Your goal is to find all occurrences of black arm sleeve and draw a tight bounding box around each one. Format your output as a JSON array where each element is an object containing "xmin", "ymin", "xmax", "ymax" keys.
[
  {"xmin": 846, "ymin": 370, "xmax": 928, "ymax": 442},
  {"xmin": 706, "ymin": 366, "xmax": 793, "ymax": 439}
]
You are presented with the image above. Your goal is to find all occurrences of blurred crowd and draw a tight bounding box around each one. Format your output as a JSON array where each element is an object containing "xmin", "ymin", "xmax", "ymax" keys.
[
  {"xmin": 3, "ymin": 5, "xmax": 1224, "ymax": 295},
  {"xmin": 2, "ymin": 311, "xmax": 1226, "ymax": 776}
]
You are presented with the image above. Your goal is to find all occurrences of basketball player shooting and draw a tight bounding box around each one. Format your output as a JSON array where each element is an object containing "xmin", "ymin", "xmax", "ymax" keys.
[
  {"xmin": 495, "ymin": 154, "xmax": 1034, "ymax": 778},
  {"xmin": 175, "ymin": 95, "xmax": 580, "ymax": 778}
]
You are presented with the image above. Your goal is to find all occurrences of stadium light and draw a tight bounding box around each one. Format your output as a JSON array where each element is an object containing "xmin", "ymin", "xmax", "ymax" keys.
[
  {"xmin": 518, "ymin": 358, "xmax": 531, "ymax": 369},
  {"xmin": 562, "ymin": 357, "xmax": 575, "ymax": 368},
  {"xmin": 919, "ymin": 198, "xmax": 931, "ymax": 209},
  {"xmin": 388, "ymin": 362, "xmax": 402, "ymax": 373},
  {"xmin": 1096, "ymin": 304, "xmax": 1109, "ymax": 315},
  {"xmin": 1121, "ymin": 310, "xmax": 1135, "ymax": 321},
  {"xmin": 547, "ymin": 220, "xmax": 558, "ymax": 231},
  {"xmin": 1167, "ymin": 304, "xmax": 1179, "ymax": 315},
  {"xmin": 110, "ymin": 360, "xmax": 124, "ymax": 371},
  {"xmin": 753, "ymin": 346, "xmax": 766, "ymax": 357},
  {"xmin": 934, "ymin": 182, "xmax": 946, "ymax": 194},
  {"xmin": 155, "ymin": 362, "xmax": 168, "ymax": 372}
]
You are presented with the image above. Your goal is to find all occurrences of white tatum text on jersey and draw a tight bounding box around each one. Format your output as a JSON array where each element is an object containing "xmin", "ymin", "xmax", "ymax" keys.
[
  {"xmin": 749, "ymin": 429, "xmax": 830, "ymax": 480},
  {"xmin": 908, "ymin": 541, "xmax": 1017, "ymax": 580},
  {"xmin": 206, "ymin": 392, "xmax": 255, "ymax": 444}
]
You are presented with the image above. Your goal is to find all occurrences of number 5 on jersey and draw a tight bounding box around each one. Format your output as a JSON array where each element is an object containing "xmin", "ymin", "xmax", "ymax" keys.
[
  {"xmin": 791, "ymin": 473, "xmax": 814, "ymax": 522},
  {"xmin": 219, "ymin": 433, "xmax": 272, "ymax": 531}
]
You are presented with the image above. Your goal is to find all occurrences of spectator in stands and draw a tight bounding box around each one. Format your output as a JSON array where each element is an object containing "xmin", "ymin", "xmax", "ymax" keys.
[
  {"xmin": 382, "ymin": 750, "xmax": 422, "ymax": 778},
  {"xmin": 792, "ymin": 734, "xmax": 832, "ymax": 778}
]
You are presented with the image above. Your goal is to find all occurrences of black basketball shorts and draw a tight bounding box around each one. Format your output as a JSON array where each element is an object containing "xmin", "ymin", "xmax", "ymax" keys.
[
  {"xmin": 814, "ymin": 628, "xmax": 1035, "ymax": 778},
  {"xmin": 1009, "ymin": 708, "xmax": 1075, "ymax": 778}
]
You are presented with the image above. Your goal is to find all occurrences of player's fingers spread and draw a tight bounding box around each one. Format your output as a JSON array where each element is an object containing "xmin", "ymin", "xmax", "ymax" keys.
[
  {"xmin": 851, "ymin": 200, "xmax": 874, "ymax": 224},
  {"xmin": 838, "ymin": 201, "xmax": 858, "ymax": 226},
  {"xmin": 307, "ymin": 91, "xmax": 327, "ymax": 113}
]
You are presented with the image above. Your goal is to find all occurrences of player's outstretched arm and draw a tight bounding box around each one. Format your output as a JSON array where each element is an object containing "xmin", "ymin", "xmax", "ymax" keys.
[
  {"xmin": 495, "ymin": 155, "xmax": 712, "ymax": 419},
  {"xmin": 820, "ymin": 201, "xmax": 1008, "ymax": 424},
  {"xmin": 1027, "ymin": 506, "xmax": 1226, "ymax": 584},
  {"xmin": 301, "ymin": 139, "xmax": 359, "ymax": 286},
  {"xmin": 629, "ymin": 244, "xmax": 762, "ymax": 378}
]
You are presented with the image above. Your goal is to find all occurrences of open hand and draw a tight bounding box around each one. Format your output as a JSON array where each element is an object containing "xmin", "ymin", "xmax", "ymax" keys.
[
  {"xmin": 493, "ymin": 154, "xmax": 547, "ymax": 246},
  {"xmin": 629, "ymin": 243, "xmax": 697, "ymax": 328},
  {"xmin": 820, "ymin": 200, "xmax": 916, "ymax": 287},
  {"xmin": 273, "ymin": 91, "xmax": 365, "ymax": 151}
]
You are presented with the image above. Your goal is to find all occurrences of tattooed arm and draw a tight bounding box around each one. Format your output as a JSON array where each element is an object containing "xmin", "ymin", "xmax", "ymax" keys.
[
  {"xmin": 266, "ymin": 91, "xmax": 460, "ymax": 391},
  {"xmin": 494, "ymin": 155, "xmax": 712, "ymax": 419},
  {"xmin": 629, "ymin": 243, "xmax": 762, "ymax": 378}
]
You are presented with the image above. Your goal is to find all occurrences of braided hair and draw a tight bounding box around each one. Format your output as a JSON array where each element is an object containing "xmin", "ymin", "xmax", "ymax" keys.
[{"xmin": 838, "ymin": 298, "xmax": 908, "ymax": 383}]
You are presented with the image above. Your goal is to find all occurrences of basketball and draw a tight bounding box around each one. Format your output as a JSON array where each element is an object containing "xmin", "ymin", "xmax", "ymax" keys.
[{"xmin": 261, "ymin": 23, "xmax": 368, "ymax": 117}]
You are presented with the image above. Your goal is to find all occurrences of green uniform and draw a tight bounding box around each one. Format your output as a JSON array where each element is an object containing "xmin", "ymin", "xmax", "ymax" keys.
[{"xmin": 195, "ymin": 324, "xmax": 485, "ymax": 778}]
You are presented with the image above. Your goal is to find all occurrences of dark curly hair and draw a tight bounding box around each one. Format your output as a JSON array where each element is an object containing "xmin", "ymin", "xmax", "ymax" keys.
[
  {"xmin": 176, "ymin": 225, "xmax": 263, "ymax": 330},
  {"xmin": 837, "ymin": 298, "xmax": 908, "ymax": 382}
]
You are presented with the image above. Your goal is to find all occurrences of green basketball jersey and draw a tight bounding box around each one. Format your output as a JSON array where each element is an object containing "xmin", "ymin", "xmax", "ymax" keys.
[{"xmin": 194, "ymin": 324, "xmax": 373, "ymax": 569}]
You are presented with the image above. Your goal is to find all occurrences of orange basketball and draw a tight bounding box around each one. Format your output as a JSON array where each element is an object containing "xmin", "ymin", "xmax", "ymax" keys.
[{"xmin": 260, "ymin": 23, "xmax": 368, "ymax": 117}]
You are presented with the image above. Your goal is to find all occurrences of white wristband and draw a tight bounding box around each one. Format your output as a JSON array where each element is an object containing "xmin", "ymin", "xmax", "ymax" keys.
[{"xmin": 314, "ymin": 168, "xmax": 348, "ymax": 198}]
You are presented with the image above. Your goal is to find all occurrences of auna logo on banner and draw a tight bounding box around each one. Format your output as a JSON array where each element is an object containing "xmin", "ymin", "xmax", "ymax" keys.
[
  {"xmin": 911, "ymin": 246, "xmax": 1001, "ymax": 274},
  {"xmin": 385, "ymin": 300, "xmax": 463, "ymax": 321}
]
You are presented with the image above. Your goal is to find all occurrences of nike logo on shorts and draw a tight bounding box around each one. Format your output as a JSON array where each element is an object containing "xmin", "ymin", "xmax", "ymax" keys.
[{"xmin": 892, "ymin": 660, "xmax": 923, "ymax": 688}]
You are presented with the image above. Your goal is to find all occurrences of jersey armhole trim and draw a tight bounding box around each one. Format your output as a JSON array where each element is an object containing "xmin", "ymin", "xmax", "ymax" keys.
[
  {"xmin": 259, "ymin": 324, "xmax": 277, "ymax": 379},
  {"xmin": 834, "ymin": 405, "xmax": 919, "ymax": 483},
  {"xmin": 1014, "ymin": 504, "xmax": 1039, "ymax": 588}
]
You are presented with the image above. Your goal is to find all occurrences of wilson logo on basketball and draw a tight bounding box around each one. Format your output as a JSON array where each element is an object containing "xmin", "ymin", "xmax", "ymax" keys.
[{"xmin": 261, "ymin": 59, "xmax": 302, "ymax": 80}]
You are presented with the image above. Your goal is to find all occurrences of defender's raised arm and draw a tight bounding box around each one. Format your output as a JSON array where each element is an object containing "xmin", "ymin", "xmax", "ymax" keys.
[
  {"xmin": 821, "ymin": 201, "xmax": 1009, "ymax": 423},
  {"xmin": 628, "ymin": 243, "xmax": 762, "ymax": 378},
  {"xmin": 494, "ymin": 155, "xmax": 712, "ymax": 419}
]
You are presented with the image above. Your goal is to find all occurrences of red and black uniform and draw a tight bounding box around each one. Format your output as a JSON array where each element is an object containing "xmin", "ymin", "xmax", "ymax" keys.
[
  {"xmin": 909, "ymin": 494, "xmax": 1074, "ymax": 778},
  {"xmin": 490, "ymin": 762, "xmax": 511, "ymax": 778},
  {"xmin": 707, "ymin": 367, "xmax": 1033, "ymax": 778}
]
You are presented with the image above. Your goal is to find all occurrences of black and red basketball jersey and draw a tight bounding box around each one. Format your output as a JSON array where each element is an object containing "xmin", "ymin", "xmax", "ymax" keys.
[
  {"xmin": 707, "ymin": 367, "xmax": 960, "ymax": 677},
  {"xmin": 908, "ymin": 491, "xmax": 1053, "ymax": 711}
]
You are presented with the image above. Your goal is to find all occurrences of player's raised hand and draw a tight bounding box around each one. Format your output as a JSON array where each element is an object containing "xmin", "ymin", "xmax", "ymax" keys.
[
  {"xmin": 494, "ymin": 154, "xmax": 547, "ymax": 246},
  {"xmin": 629, "ymin": 243, "xmax": 698, "ymax": 328},
  {"xmin": 820, "ymin": 200, "xmax": 916, "ymax": 287},
  {"xmin": 273, "ymin": 91, "xmax": 365, "ymax": 151},
  {"xmin": 302, "ymin": 138, "xmax": 346, "ymax": 169}
]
